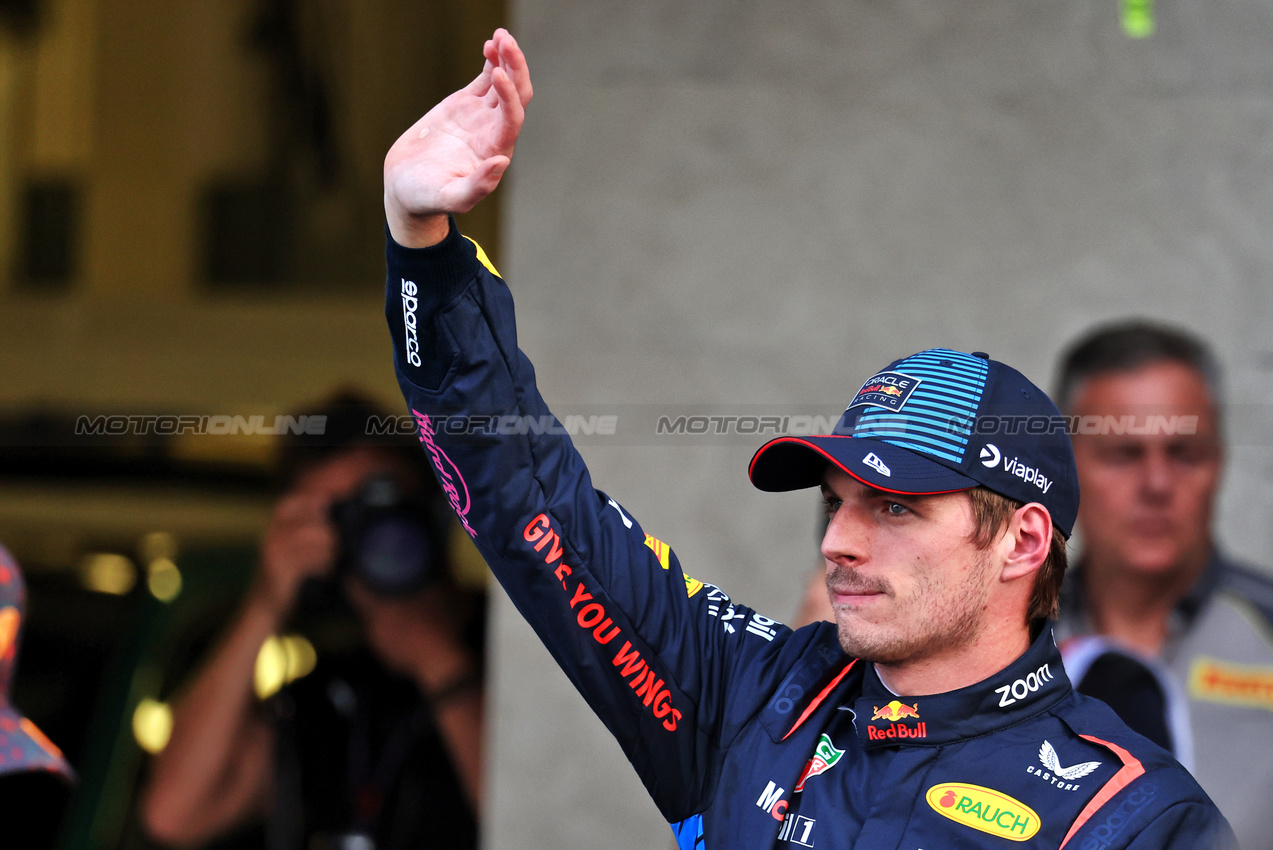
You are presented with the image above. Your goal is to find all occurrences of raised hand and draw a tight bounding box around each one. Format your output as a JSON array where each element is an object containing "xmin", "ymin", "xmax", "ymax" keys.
[{"xmin": 384, "ymin": 28, "xmax": 533, "ymax": 247}]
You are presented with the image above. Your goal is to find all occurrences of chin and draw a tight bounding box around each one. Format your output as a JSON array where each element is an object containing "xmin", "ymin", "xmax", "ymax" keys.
[
  {"xmin": 1121, "ymin": 550, "xmax": 1191, "ymax": 576},
  {"xmin": 835, "ymin": 624, "xmax": 908, "ymax": 665}
]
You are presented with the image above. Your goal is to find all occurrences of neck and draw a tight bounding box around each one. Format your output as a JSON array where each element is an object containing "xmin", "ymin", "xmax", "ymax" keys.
[{"xmin": 1081, "ymin": 549, "xmax": 1210, "ymax": 656}]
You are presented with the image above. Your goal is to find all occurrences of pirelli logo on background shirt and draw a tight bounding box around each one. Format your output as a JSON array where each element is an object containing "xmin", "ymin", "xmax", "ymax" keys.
[{"xmin": 1189, "ymin": 657, "xmax": 1273, "ymax": 709}]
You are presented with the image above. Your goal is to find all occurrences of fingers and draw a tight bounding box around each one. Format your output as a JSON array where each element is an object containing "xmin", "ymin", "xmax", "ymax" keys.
[
  {"xmin": 494, "ymin": 29, "xmax": 533, "ymax": 106},
  {"xmin": 491, "ymin": 67, "xmax": 524, "ymax": 139}
]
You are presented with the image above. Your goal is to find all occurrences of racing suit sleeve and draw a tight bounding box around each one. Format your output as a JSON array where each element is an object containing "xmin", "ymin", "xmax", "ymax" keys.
[
  {"xmin": 1115, "ymin": 799, "xmax": 1239, "ymax": 850},
  {"xmin": 383, "ymin": 221, "xmax": 820, "ymax": 822}
]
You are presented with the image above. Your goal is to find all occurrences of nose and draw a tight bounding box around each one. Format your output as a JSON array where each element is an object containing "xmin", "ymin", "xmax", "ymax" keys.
[
  {"xmin": 821, "ymin": 501, "xmax": 867, "ymax": 567},
  {"xmin": 1138, "ymin": 448, "xmax": 1174, "ymax": 503}
]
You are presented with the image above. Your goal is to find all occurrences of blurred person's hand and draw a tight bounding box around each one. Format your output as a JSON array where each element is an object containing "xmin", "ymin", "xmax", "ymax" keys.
[
  {"xmin": 344, "ymin": 579, "xmax": 478, "ymax": 696},
  {"xmin": 253, "ymin": 489, "xmax": 339, "ymax": 619}
]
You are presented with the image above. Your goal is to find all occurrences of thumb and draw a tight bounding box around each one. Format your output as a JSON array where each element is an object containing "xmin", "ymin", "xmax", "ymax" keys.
[{"xmin": 450, "ymin": 156, "xmax": 510, "ymax": 212}]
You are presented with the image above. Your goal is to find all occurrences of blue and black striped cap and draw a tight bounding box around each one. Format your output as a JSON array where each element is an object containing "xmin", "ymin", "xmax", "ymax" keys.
[{"xmin": 748, "ymin": 349, "xmax": 1079, "ymax": 537}]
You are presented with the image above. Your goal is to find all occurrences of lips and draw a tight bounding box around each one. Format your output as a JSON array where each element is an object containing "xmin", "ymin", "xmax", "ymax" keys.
[{"xmin": 1127, "ymin": 516, "xmax": 1176, "ymax": 538}]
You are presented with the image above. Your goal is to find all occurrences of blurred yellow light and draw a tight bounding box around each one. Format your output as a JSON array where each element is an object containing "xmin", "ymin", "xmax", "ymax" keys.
[
  {"xmin": 138, "ymin": 531, "xmax": 178, "ymax": 564},
  {"xmin": 254, "ymin": 633, "xmax": 318, "ymax": 700},
  {"xmin": 79, "ymin": 553, "xmax": 137, "ymax": 595},
  {"xmin": 146, "ymin": 557, "xmax": 183, "ymax": 602},
  {"xmin": 255, "ymin": 636, "xmax": 287, "ymax": 699},
  {"xmin": 133, "ymin": 698, "xmax": 173, "ymax": 755},
  {"xmin": 282, "ymin": 635, "xmax": 318, "ymax": 682}
]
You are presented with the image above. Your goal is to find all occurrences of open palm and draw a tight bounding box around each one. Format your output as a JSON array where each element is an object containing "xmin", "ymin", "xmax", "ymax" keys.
[{"xmin": 384, "ymin": 29, "xmax": 532, "ymax": 244}]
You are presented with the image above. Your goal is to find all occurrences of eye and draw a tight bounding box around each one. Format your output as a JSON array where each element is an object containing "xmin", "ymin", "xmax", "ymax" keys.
[
  {"xmin": 822, "ymin": 495, "xmax": 843, "ymax": 517},
  {"xmin": 885, "ymin": 502, "xmax": 909, "ymax": 517}
]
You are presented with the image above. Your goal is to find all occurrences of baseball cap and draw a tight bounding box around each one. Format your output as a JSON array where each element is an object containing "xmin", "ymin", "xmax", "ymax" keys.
[
  {"xmin": 0, "ymin": 545, "xmax": 75, "ymax": 781},
  {"xmin": 748, "ymin": 348, "xmax": 1079, "ymax": 536}
]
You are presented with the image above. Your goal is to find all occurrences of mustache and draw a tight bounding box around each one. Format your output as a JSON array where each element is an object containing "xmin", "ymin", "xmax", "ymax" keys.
[{"xmin": 826, "ymin": 565, "xmax": 892, "ymax": 596}]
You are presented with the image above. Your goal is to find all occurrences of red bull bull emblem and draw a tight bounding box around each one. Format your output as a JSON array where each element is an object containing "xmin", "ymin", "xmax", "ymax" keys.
[
  {"xmin": 879, "ymin": 386, "xmax": 904, "ymax": 396},
  {"xmin": 871, "ymin": 700, "xmax": 921, "ymax": 722},
  {"xmin": 794, "ymin": 733, "xmax": 844, "ymax": 792}
]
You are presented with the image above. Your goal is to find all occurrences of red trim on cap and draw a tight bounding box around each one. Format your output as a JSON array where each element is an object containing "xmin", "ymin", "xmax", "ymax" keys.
[
  {"xmin": 1058, "ymin": 735, "xmax": 1146, "ymax": 849},
  {"xmin": 749, "ymin": 436, "xmax": 974, "ymax": 497}
]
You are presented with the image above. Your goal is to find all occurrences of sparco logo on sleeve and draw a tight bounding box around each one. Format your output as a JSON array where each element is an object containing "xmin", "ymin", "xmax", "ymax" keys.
[{"xmin": 401, "ymin": 278, "xmax": 422, "ymax": 367}]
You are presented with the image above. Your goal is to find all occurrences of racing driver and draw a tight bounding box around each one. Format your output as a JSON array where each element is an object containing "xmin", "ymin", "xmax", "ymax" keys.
[{"xmin": 380, "ymin": 29, "xmax": 1236, "ymax": 849}]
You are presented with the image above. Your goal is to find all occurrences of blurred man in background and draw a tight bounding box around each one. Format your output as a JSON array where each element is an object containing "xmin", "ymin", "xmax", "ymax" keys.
[
  {"xmin": 1052, "ymin": 321, "xmax": 1273, "ymax": 850},
  {"xmin": 0, "ymin": 543, "xmax": 76, "ymax": 843},
  {"xmin": 140, "ymin": 394, "xmax": 484, "ymax": 850}
]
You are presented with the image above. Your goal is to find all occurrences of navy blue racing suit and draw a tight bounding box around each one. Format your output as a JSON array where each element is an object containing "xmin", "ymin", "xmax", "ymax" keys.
[{"xmin": 384, "ymin": 221, "xmax": 1236, "ymax": 850}]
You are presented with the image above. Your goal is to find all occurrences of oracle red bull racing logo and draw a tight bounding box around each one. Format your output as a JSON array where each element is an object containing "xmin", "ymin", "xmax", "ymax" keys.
[
  {"xmin": 867, "ymin": 700, "xmax": 928, "ymax": 741},
  {"xmin": 848, "ymin": 371, "xmax": 921, "ymax": 413}
]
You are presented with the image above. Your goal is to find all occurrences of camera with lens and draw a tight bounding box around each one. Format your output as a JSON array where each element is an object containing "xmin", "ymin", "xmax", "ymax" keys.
[{"xmin": 328, "ymin": 474, "xmax": 448, "ymax": 597}]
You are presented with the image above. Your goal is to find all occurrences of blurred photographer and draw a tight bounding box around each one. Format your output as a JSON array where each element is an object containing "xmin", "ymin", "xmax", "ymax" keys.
[{"xmin": 140, "ymin": 394, "xmax": 483, "ymax": 850}]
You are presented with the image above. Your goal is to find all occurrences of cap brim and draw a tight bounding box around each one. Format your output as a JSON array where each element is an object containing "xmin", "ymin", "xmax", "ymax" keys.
[
  {"xmin": 0, "ymin": 706, "xmax": 75, "ymax": 782},
  {"xmin": 748, "ymin": 435, "xmax": 979, "ymax": 495}
]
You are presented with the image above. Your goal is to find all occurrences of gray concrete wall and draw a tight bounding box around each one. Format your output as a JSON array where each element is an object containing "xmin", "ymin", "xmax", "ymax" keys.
[{"xmin": 487, "ymin": 2, "xmax": 1273, "ymax": 847}]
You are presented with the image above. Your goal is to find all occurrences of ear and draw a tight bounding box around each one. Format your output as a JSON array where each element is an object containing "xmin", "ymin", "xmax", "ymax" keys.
[{"xmin": 999, "ymin": 503, "xmax": 1052, "ymax": 583}]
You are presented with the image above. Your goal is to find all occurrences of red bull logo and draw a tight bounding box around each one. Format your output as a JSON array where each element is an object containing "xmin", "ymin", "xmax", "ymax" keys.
[
  {"xmin": 867, "ymin": 700, "xmax": 927, "ymax": 742},
  {"xmin": 879, "ymin": 386, "xmax": 904, "ymax": 396},
  {"xmin": 867, "ymin": 722, "xmax": 928, "ymax": 741},
  {"xmin": 871, "ymin": 700, "xmax": 921, "ymax": 722}
]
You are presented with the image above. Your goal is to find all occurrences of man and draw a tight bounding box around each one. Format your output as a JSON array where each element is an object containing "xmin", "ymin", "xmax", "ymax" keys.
[
  {"xmin": 141, "ymin": 397, "xmax": 484, "ymax": 850},
  {"xmin": 1053, "ymin": 321, "xmax": 1273, "ymax": 850},
  {"xmin": 382, "ymin": 30, "xmax": 1234, "ymax": 847}
]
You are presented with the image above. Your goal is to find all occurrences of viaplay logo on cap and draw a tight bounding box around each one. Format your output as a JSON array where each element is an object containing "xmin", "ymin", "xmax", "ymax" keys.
[{"xmin": 847, "ymin": 371, "xmax": 922, "ymax": 413}]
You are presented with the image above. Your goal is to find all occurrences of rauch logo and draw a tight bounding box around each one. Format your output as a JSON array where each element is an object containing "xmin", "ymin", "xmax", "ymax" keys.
[{"xmin": 925, "ymin": 782, "xmax": 1040, "ymax": 841}]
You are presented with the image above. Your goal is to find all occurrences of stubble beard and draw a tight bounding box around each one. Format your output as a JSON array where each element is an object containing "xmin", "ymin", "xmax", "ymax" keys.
[{"xmin": 830, "ymin": 551, "xmax": 994, "ymax": 665}]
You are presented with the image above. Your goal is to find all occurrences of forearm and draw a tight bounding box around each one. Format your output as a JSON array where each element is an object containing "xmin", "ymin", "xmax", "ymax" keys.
[
  {"xmin": 418, "ymin": 656, "xmax": 485, "ymax": 812},
  {"xmin": 141, "ymin": 586, "xmax": 282, "ymax": 845}
]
